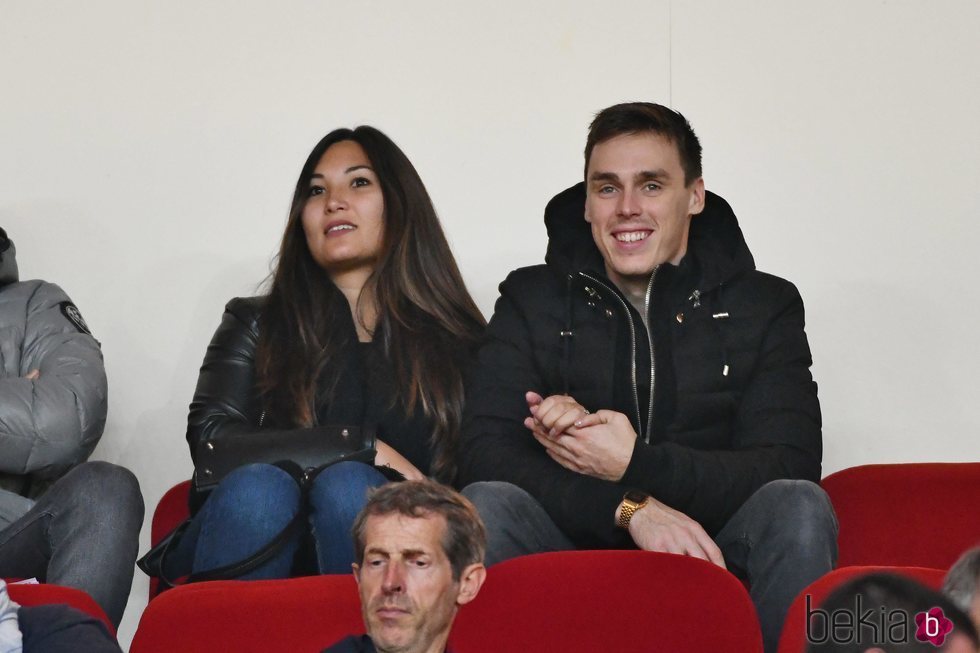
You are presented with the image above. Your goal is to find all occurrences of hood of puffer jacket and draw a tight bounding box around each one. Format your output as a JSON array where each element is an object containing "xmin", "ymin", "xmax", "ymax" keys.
[
  {"xmin": 0, "ymin": 228, "xmax": 17, "ymax": 287},
  {"xmin": 543, "ymin": 182, "xmax": 756, "ymax": 292}
]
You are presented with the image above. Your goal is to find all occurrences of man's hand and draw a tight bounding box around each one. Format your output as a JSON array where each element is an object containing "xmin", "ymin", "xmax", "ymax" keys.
[
  {"xmin": 525, "ymin": 392, "xmax": 637, "ymax": 482},
  {"xmin": 621, "ymin": 497, "xmax": 726, "ymax": 569},
  {"xmin": 25, "ymin": 369, "xmax": 40, "ymax": 380}
]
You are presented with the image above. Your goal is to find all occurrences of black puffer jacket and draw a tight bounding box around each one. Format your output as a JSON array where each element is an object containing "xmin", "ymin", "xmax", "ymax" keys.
[{"xmin": 458, "ymin": 183, "xmax": 821, "ymax": 547}]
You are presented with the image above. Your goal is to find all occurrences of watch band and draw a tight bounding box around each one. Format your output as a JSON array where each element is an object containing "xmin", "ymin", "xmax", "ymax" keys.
[{"xmin": 617, "ymin": 492, "xmax": 650, "ymax": 529}]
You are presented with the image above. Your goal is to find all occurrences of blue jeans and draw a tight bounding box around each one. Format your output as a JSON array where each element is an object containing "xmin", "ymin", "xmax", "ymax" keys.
[
  {"xmin": 167, "ymin": 461, "xmax": 386, "ymax": 580},
  {"xmin": 463, "ymin": 479, "xmax": 838, "ymax": 653},
  {"xmin": 0, "ymin": 461, "xmax": 145, "ymax": 629}
]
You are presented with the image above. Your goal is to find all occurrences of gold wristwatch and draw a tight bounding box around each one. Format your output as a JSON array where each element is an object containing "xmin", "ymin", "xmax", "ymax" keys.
[{"xmin": 617, "ymin": 490, "xmax": 650, "ymax": 529}]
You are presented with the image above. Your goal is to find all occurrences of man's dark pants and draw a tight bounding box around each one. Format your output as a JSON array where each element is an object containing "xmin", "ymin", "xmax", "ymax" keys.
[
  {"xmin": 463, "ymin": 479, "xmax": 838, "ymax": 653},
  {"xmin": 0, "ymin": 462, "xmax": 144, "ymax": 628}
]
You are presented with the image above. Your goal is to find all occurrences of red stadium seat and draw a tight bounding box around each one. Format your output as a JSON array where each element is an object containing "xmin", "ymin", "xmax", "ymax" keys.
[
  {"xmin": 148, "ymin": 479, "xmax": 192, "ymax": 598},
  {"xmin": 7, "ymin": 582, "xmax": 115, "ymax": 635},
  {"xmin": 450, "ymin": 550, "xmax": 763, "ymax": 653},
  {"xmin": 130, "ymin": 575, "xmax": 363, "ymax": 653},
  {"xmin": 822, "ymin": 463, "xmax": 980, "ymax": 569}
]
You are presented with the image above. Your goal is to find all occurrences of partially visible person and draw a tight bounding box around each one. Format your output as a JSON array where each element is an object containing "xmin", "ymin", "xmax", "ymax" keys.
[
  {"xmin": 322, "ymin": 480, "xmax": 486, "ymax": 653},
  {"xmin": 0, "ymin": 227, "xmax": 144, "ymax": 628},
  {"xmin": 945, "ymin": 546, "xmax": 980, "ymax": 631},
  {"xmin": 163, "ymin": 127, "xmax": 485, "ymax": 582},
  {"xmin": 806, "ymin": 573, "xmax": 978, "ymax": 653},
  {"xmin": 0, "ymin": 580, "xmax": 123, "ymax": 653}
]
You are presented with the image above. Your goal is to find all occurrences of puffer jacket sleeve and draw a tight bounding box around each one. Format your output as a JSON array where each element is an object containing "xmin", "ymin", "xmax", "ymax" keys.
[
  {"xmin": 620, "ymin": 277, "xmax": 822, "ymax": 535},
  {"xmin": 0, "ymin": 282, "xmax": 107, "ymax": 480},
  {"xmin": 185, "ymin": 297, "xmax": 265, "ymax": 464},
  {"xmin": 458, "ymin": 271, "xmax": 632, "ymax": 548}
]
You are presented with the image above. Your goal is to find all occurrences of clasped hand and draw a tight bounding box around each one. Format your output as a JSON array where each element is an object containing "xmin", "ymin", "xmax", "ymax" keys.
[
  {"xmin": 525, "ymin": 391, "xmax": 725, "ymax": 568},
  {"xmin": 524, "ymin": 391, "xmax": 636, "ymax": 482}
]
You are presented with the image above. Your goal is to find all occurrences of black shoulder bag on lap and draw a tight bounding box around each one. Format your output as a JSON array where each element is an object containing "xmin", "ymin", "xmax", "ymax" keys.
[{"xmin": 136, "ymin": 424, "xmax": 377, "ymax": 590}]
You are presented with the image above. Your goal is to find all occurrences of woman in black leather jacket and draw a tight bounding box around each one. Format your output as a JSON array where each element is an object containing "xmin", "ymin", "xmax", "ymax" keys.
[{"xmin": 168, "ymin": 126, "xmax": 485, "ymax": 579}]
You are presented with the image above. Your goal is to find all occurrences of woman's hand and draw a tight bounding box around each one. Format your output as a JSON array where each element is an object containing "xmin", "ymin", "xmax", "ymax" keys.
[{"xmin": 375, "ymin": 440, "xmax": 425, "ymax": 481}]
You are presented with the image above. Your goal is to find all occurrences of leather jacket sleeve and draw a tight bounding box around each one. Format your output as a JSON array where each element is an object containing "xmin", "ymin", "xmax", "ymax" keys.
[{"xmin": 185, "ymin": 297, "xmax": 266, "ymax": 465}]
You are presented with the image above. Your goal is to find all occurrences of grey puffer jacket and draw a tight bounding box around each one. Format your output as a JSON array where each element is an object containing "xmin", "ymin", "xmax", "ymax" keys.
[{"xmin": 0, "ymin": 235, "xmax": 107, "ymax": 508}]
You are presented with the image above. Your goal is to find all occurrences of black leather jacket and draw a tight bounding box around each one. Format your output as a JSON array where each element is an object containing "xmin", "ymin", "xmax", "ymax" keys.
[
  {"xmin": 186, "ymin": 296, "xmax": 456, "ymax": 509},
  {"xmin": 459, "ymin": 184, "xmax": 822, "ymax": 547},
  {"xmin": 185, "ymin": 298, "xmax": 383, "ymax": 505},
  {"xmin": 188, "ymin": 298, "xmax": 352, "ymax": 459}
]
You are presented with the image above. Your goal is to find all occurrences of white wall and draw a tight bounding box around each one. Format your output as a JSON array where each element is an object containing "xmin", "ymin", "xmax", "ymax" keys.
[{"xmin": 2, "ymin": 0, "xmax": 978, "ymax": 647}]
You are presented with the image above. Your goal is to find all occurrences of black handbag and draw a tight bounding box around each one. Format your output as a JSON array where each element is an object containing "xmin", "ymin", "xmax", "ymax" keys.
[{"xmin": 191, "ymin": 424, "xmax": 377, "ymax": 504}]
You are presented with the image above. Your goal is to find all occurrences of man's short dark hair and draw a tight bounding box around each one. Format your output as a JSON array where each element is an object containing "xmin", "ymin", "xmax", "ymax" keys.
[
  {"xmin": 584, "ymin": 102, "xmax": 702, "ymax": 185},
  {"xmin": 806, "ymin": 573, "xmax": 979, "ymax": 652},
  {"xmin": 352, "ymin": 480, "xmax": 486, "ymax": 581},
  {"xmin": 944, "ymin": 546, "xmax": 980, "ymax": 616}
]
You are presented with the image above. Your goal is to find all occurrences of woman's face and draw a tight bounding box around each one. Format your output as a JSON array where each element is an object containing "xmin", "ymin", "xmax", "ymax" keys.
[{"xmin": 301, "ymin": 140, "xmax": 385, "ymax": 281}]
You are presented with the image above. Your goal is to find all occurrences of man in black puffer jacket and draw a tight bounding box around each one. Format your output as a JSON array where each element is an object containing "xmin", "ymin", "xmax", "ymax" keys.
[{"xmin": 459, "ymin": 103, "xmax": 837, "ymax": 653}]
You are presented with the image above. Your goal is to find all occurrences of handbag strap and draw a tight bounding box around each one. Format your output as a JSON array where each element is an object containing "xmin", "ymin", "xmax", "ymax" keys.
[
  {"xmin": 153, "ymin": 461, "xmax": 310, "ymax": 589},
  {"xmin": 185, "ymin": 508, "xmax": 306, "ymax": 583}
]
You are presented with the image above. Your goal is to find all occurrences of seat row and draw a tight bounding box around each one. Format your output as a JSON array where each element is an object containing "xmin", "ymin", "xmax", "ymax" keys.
[{"xmin": 11, "ymin": 461, "xmax": 980, "ymax": 652}]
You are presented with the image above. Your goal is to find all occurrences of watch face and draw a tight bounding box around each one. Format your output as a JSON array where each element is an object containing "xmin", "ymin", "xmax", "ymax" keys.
[{"xmin": 624, "ymin": 490, "xmax": 648, "ymax": 504}]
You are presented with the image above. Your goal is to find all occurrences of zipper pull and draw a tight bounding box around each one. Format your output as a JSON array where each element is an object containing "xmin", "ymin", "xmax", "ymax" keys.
[{"xmin": 688, "ymin": 289, "xmax": 701, "ymax": 308}]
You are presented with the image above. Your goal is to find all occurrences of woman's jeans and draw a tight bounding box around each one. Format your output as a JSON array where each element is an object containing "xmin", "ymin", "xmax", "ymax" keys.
[{"xmin": 166, "ymin": 461, "xmax": 386, "ymax": 579}]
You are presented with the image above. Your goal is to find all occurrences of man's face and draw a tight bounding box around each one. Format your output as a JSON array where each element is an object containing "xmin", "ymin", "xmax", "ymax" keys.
[
  {"xmin": 354, "ymin": 513, "xmax": 479, "ymax": 653},
  {"xmin": 585, "ymin": 132, "xmax": 705, "ymax": 293}
]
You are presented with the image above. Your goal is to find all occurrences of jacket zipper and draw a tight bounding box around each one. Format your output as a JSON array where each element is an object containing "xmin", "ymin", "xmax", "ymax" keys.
[
  {"xmin": 642, "ymin": 268, "xmax": 658, "ymax": 444},
  {"xmin": 578, "ymin": 272, "xmax": 643, "ymax": 438}
]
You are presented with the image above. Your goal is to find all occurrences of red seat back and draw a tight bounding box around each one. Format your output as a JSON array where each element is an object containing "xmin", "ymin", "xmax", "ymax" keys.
[
  {"xmin": 131, "ymin": 575, "xmax": 363, "ymax": 653},
  {"xmin": 776, "ymin": 565, "xmax": 946, "ymax": 653},
  {"xmin": 7, "ymin": 582, "xmax": 115, "ymax": 635},
  {"xmin": 450, "ymin": 550, "xmax": 763, "ymax": 653},
  {"xmin": 131, "ymin": 552, "xmax": 762, "ymax": 653},
  {"xmin": 823, "ymin": 463, "xmax": 980, "ymax": 568},
  {"xmin": 148, "ymin": 479, "xmax": 192, "ymax": 598}
]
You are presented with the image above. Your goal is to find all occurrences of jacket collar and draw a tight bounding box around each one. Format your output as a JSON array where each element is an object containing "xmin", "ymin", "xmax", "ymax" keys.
[{"xmin": 542, "ymin": 182, "xmax": 755, "ymax": 293}]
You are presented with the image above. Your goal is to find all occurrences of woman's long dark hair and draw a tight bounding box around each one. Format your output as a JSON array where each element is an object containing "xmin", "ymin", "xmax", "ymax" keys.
[{"xmin": 255, "ymin": 126, "xmax": 485, "ymax": 483}]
